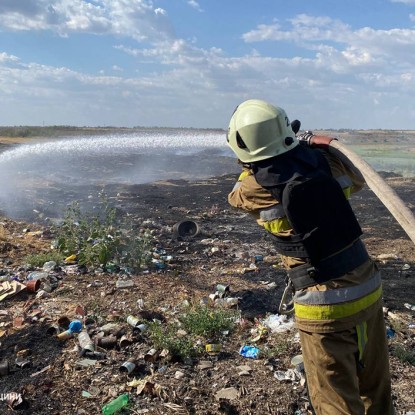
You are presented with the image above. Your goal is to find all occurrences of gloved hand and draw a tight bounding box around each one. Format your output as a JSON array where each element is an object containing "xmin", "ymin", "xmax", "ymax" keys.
[
  {"xmin": 297, "ymin": 130, "xmax": 337, "ymax": 149},
  {"xmin": 297, "ymin": 130, "xmax": 314, "ymax": 145}
]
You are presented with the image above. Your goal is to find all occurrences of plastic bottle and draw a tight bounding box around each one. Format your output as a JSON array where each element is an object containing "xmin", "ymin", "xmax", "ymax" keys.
[{"xmin": 101, "ymin": 394, "xmax": 129, "ymax": 415}]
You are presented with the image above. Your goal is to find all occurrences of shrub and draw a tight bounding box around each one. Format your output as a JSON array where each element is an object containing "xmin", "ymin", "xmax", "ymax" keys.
[
  {"xmin": 392, "ymin": 345, "xmax": 415, "ymax": 366},
  {"xmin": 146, "ymin": 306, "xmax": 239, "ymax": 361},
  {"xmin": 24, "ymin": 251, "xmax": 65, "ymax": 268},
  {"xmin": 52, "ymin": 194, "xmax": 152, "ymax": 270},
  {"xmin": 147, "ymin": 321, "xmax": 198, "ymax": 361},
  {"xmin": 179, "ymin": 305, "xmax": 239, "ymax": 340}
]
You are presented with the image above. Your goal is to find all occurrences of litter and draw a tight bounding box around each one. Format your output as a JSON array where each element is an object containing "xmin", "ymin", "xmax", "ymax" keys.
[
  {"xmin": 262, "ymin": 314, "xmax": 295, "ymax": 333},
  {"xmin": 239, "ymin": 345, "xmax": 260, "ymax": 359}
]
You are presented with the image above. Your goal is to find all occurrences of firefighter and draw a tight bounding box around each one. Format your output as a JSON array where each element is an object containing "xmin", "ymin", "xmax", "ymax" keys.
[{"xmin": 226, "ymin": 99, "xmax": 394, "ymax": 415}]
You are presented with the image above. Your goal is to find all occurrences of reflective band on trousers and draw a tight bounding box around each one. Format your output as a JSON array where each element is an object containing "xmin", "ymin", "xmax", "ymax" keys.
[
  {"xmin": 294, "ymin": 272, "xmax": 381, "ymax": 305},
  {"xmin": 294, "ymin": 281, "xmax": 383, "ymax": 320},
  {"xmin": 356, "ymin": 321, "xmax": 368, "ymax": 361}
]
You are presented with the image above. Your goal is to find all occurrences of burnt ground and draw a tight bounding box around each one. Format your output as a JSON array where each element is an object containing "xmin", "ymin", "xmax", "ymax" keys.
[{"xmin": 0, "ymin": 140, "xmax": 414, "ymax": 415}]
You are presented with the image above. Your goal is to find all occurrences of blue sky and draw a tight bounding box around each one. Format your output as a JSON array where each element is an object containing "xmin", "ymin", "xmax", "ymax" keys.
[{"xmin": 1, "ymin": 0, "xmax": 415, "ymax": 129}]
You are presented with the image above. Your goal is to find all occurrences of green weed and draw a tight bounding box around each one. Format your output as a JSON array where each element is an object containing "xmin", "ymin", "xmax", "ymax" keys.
[
  {"xmin": 52, "ymin": 194, "xmax": 152, "ymax": 270},
  {"xmin": 146, "ymin": 306, "xmax": 238, "ymax": 361},
  {"xmin": 179, "ymin": 305, "xmax": 238, "ymax": 340},
  {"xmin": 392, "ymin": 345, "xmax": 415, "ymax": 366},
  {"xmin": 24, "ymin": 251, "xmax": 65, "ymax": 268},
  {"xmin": 147, "ymin": 321, "xmax": 198, "ymax": 361}
]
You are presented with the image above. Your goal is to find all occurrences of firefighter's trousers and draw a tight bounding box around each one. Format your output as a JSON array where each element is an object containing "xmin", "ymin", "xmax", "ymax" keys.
[{"xmin": 299, "ymin": 305, "xmax": 394, "ymax": 415}]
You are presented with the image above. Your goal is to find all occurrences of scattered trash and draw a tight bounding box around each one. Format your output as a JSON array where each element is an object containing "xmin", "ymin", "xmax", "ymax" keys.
[
  {"xmin": 115, "ymin": 279, "xmax": 135, "ymax": 288},
  {"xmin": 376, "ymin": 253, "xmax": 399, "ymax": 261},
  {"xmin": 0, "ymin": 280, "xmax": 27, "ymax": 302},
  {"xmin": 174, "ymin": 370, "xmax": 185, "ymax": 379},
  {"xmin": 144, "ymin": 348, "xmax": 160, "ymax": 363},
  {"xmin": 119, "ymin": 358, "xmax": 136, "ymax": 374},
  {"xmin": 291, "ymin": 355, "xmax": 303, "ymax": 367},
  {"xmin": 386, "ymin": 327, "xmax": 395, "ymax": 338},
  {"xmin": 205, "ymin": 343, "xmax": 222, "ymax": 355},
  {"xmin": 239, "ymin": 345, "xmax": 260, "ymax": 359},
  {"xmin": 35, "ymin": 289, "xmax": 49, "ymax": 299},
  {"xmin": 250, "ymin": 324, "xmax": 268, "ymax": 343},
  {"xmin": 214, "ymin": 387, "xmax": 240, "ymax": 401},
  {"xmin": 64, "ymin": 254, "xmax": 77, "ymax": 263},
  {"xmin": 26, "ymin": 271, "xmax": 48, "ymax": 281},
  {"xmin": 76, "ymin": 359, "xmax": 97, "ymax": 368},
  {"xmin": 216, "ymin": 284, "xmax": 230, "ymax": 297},
  {"xmin": 68, "ymin": 320, "xmax": 83, "ymax": 333},
  {"xmin": 15, "ymin": 357, "xmax": 31, "ymax": 368},
  {"xmin": 119, "ymin": 334, "xmax": 133, "ymax": 348},
  {"xmin": 57, "ymin": 329, "xmax": 74, "ymax": 341},
  {"xmin": 26, "ymin": 279, "xmax": 41, "ymax": 293},
  {"xmin": 78, "ymin": 331, "xmax": 95, "ymax": 354},
  {"xmin": 101, "ymin": 393, "xmax": 129, "ymax": 415},
  {"xmin": 404, "ymin": 303, "xmax": 415, "ymax": 311},
  {"xmin": 262, "ymin": 314, "xmax": 295, "ymax": 333},
  {"xmin": 96, "ymin": 336, "xmax": 117, "ymax": 349},
  {"xmin": 127, "ymin": 315, "xmax": 141, "ymax": 328},
  {"xmin": 173, "ymin": 220, "xmax": 200, "ymax": 238},
  {"xmin": 42, "ymin": 261, "xmax": 56, "ymax": 272}
]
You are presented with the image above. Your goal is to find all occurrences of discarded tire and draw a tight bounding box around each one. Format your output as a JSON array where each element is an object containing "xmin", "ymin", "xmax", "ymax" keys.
[{"xmin": 173, "ymin": 220, "xmax": 200, "ymax": 237}]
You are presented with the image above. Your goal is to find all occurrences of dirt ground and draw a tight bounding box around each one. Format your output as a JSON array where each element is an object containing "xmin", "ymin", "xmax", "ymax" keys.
[{"xmin": 0, "ymin": 137, "xmax": 414, "ymax": 415}]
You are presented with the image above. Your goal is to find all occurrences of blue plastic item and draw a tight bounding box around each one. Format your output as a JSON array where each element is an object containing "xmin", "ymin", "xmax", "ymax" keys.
[
  {"xmin": 239, "ymin": 345, "xmax": 260, "ymax": 359},
  {"xmin": 68, "ymin": 320, "xmax": 83, "ymax": 333}
]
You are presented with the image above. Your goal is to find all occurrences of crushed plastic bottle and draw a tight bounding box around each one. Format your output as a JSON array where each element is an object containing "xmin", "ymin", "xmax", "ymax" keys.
[
  {"xmin": 42, "ymin": 261, "xmax": 56, "ymax": 272},
  {"xmin": 26, "ymin": 271, "xmax": 48, "ymax": 281},
  {"xmin": 101, "ymin": 393, "xmax": 129, "ymax": 415}
]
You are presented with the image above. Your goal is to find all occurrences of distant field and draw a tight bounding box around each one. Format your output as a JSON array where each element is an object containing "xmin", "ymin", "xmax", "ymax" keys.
[
  {"xmin": 1, "ymin": 126, "xmax": 414, "ymax": 177},
  {"xmin": 315, "ymin": 130, "xmax": 415, "ymax": 177}
]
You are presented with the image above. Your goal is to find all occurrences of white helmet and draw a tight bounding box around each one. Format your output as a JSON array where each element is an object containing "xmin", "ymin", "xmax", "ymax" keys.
[{"xmin": 227, "ymin": 99, "xmax": 298, "ymax": 163}]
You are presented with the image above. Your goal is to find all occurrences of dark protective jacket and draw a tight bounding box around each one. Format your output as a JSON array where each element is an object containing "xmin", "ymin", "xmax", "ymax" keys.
[
  {"xmin": 228, "ymin": 145, "xmax": 382, "ymax": 333},
  {"xmin": 253, "ymin": 145, "xmax": 367, "ymax": 289}
]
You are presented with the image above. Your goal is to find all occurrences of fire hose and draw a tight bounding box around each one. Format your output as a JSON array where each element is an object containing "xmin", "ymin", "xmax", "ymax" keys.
[{"xmin": 327, "ymin": 139, "xmax": 415, "ymax": 246}]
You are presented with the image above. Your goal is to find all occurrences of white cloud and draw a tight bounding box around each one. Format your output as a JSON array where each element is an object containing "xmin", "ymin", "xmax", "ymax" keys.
[
  {"xmin": 188, "ymin": 1, "xmax": 203, "ymax": 12},
  {"xmin": 154, "ymin": 8, "xmax": 167, "ymax": 16},
  {"xmin": 1, "ymin": 6, "xmax": 415, "ymax": 129},
  {"xmin": 390, "ymin": 0, "xmax": 415, "ymax": 4},
  {"xmin": 0, "ymin": 0, "xmax": 173, "ymax": 41},
  {"xmin": 0, "ymin": 52, "xmax": 19, "ymax": 63}
]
